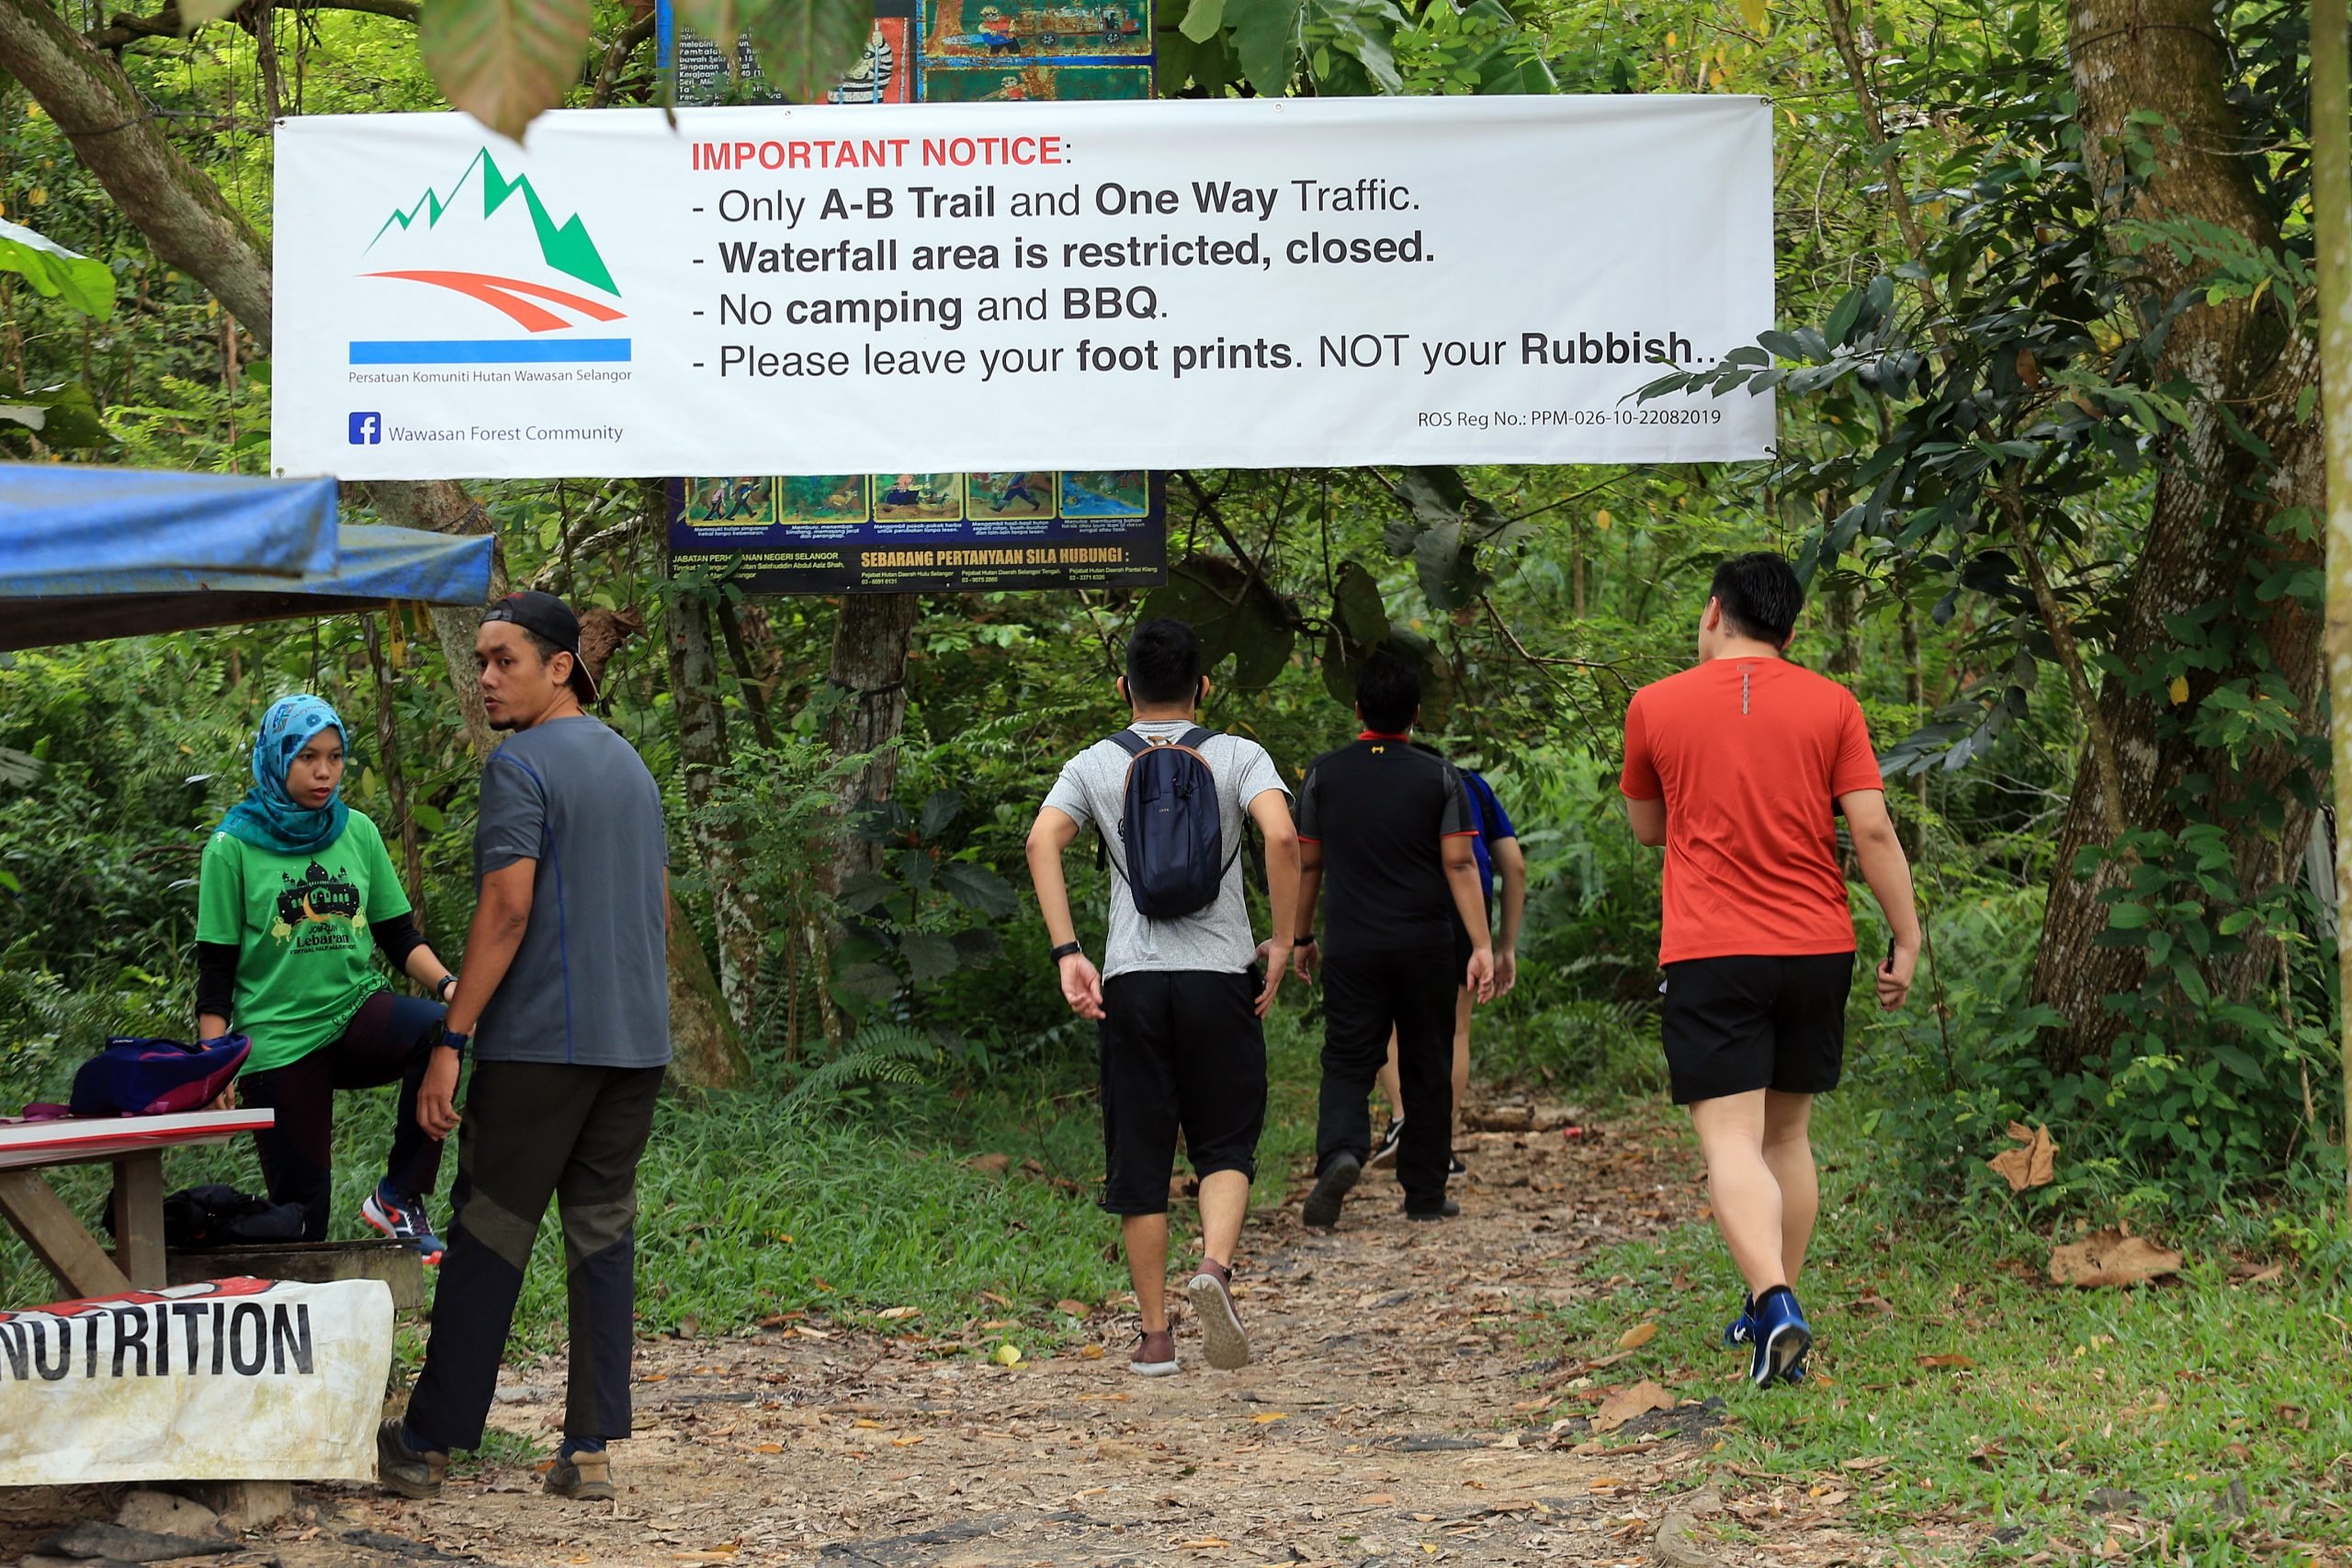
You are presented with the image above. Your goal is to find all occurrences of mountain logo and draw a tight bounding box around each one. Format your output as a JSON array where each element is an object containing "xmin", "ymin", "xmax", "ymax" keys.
[{"xmin": 349, "ymin": 149, "xmax": 631, "ymax": 367}]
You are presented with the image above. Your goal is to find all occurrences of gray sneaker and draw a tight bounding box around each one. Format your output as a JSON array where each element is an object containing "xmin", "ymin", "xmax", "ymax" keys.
[
  {"xmin": 377, "ymin": 1418, "xmax": 446, "ymax": 1500},
  {"xmin": 1184, "ymin": 1260, "xmax": 1251, "ymax": 1371},
  {"xmin": 546, "ymin": 1448, "xmax": 616, "ymax": 1501}
]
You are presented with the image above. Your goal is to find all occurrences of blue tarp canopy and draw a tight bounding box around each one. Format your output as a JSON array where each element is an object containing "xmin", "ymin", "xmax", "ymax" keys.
[{"xmin": 0, "ymin": 463, "xmax": 493, "ymax": 651}]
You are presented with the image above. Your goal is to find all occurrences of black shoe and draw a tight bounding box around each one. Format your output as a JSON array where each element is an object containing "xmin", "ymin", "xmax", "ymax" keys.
[
  {"xmin": 1404, "ymin": 1197, "xmax": 1460, "ymax": 1221},
  {"xmin": 1448, "ymin": 1150, "xmax": 1468, "ymax": 1177},
  {"xmin": 1366, "ymin": 1118, "xmax": 1404, "ymax": 1172},
  {"xmin": 1303, "ymin": 1153, "xmax": 1362, "ymax": 1228}
]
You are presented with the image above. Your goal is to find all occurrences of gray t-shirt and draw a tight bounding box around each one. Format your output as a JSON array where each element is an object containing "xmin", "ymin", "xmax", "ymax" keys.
[
  {"xmin": 1043, "ymin": 721, "xmax": 1290, "ymax": 979},
  {"xmin": 473, "ymin": 716, "xmax": 672, "ymax": 1067}
]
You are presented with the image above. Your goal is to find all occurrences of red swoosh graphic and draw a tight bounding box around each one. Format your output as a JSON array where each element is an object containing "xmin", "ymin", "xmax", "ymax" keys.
[{"xmin": 362, "ymin": 270, "xmax": 627, "ymax": 333}]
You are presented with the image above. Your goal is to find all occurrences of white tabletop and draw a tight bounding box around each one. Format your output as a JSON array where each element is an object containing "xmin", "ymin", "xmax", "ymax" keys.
[{"xmin": 0, "ymin": 1109, "xmax": 277, "ymax": 1171}]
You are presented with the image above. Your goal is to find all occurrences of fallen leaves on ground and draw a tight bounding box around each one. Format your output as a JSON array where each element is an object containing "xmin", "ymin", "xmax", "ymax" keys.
[
  {"xmin": 1916, "ymin": 1353, "xmax": 1974, "ymax": 1370},
  {"xmin": 1616, "ymin": 1322, "xmax": 1659, "ymax": 1350},
  {"xmin": 1987, "ymin": 1122, "xmax": 2058, "ymax": 1191},
  {"xmin": 1589, "ymin": 1380, "xmax": 1675, "ymax": 1433},
  {"xmin": 2049, "ymin": 1228, "xmax": 2183, "ymax": 1288}
]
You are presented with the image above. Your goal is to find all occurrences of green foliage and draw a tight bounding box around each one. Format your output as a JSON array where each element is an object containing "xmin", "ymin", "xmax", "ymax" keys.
[{"xmin": 0, "ymin": 217, "xmax": 115, "ymax": 319}]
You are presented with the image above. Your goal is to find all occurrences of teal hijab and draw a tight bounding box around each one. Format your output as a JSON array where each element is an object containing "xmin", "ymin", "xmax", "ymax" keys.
[{"xmin": 218, "ymin": 695, "xmax": 351, "ymax": 855}]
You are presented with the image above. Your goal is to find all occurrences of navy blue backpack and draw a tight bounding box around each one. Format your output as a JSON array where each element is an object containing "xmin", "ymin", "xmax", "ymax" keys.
[{"xmin": 1105, "ymin": 728, "xmax": 1237, "ymax": 919}]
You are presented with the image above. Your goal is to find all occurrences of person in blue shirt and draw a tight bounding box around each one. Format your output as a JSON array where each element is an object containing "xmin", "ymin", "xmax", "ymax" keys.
[{"xmin": 1369, "ymin": 756, "xmax": 1524, "ymax": 1176}]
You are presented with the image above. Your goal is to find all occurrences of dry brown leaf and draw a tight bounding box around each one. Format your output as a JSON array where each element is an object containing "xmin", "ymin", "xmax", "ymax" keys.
[
  {"xmin": 1056, "ymin": 1298, "xmax": 1091, "ymax": 1314},
  {"xmin": 967, "ymin": 1152, "xmax": 1012, "ymax": 1175},
  {"xmin": 1174, "ymin": 1538, "xmax": 1231, "ymax": 1549},
  {"xmin": 1361, "ymin": 1493, "xmax": 1396, "ymax": 1506},
  {"xmin": 1987, "ymin": 1122, "xmax": 2059, "ymax": 1191},
  {"xmin": 2048, "ymin": 1228, "xmax": 2183, "ymax": 1288},
  {"xmin": 1616, "ymin": 1322, "xmax": 1659, "ymax": 1351},
  {"xmin": 1250, "ymin": 1412, "xmax": 1287, "ymax": 1424},
  {"xmin": 1917, "ymin": 1353, "xmax": 1975, "ymax": 1369},
  {"xmin": 1079, "ymin": 1344, "xmax": 1106, "ymax": 1360},
  {"xmin": 1589, "ymin": 1380, "xmax": 1675, "ymax": 1433},
  {"xmin": 752, "ymin": 1442, "xmax": 783, "ymax": 1454},
  {"xmin": 876, "ymin": 1305, "xmax": 920, "ymax": 1320},
  {"xmin": 1841, "ymin": 1455, "xmax": 1893, "ymax": 1472}
]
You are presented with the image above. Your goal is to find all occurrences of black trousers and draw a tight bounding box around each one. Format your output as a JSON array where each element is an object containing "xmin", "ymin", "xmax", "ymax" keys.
[
  {"xmin": 1317, "ymin": 946, "xmax": 1457, "ymax": 1213},
  {"xmin": 406, "ymin": 1060, "xmax": 664, "ymax": 1451},
  {"xmin": 241, "ymin": 991, "xmax": 447, "ymax": 1242}
]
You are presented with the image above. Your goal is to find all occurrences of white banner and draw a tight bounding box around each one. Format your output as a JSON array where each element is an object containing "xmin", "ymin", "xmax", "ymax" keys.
[
  {"xmin": 272, "ymin": 98, "xmax": 1774, "ymax": 479},
  {"xmin": 0, "ymin": 1278, "xmax": 393, "ymax": 1484}
]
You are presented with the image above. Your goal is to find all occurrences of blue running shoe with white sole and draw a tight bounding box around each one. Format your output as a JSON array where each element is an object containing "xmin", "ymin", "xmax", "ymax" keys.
[
  {"xmin": 363, "ymin": 1183, "xmax": 446, "ymax": 1265},
  {"xmin": 1748, "ymin": 1286, "xmax": 1811, "ymax": 1388}
]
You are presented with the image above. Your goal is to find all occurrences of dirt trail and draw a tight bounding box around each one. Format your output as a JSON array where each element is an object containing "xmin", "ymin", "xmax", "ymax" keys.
[{"xmin": 10, "ymin": 1108, "xmax": 1910, "ymax": 1566}]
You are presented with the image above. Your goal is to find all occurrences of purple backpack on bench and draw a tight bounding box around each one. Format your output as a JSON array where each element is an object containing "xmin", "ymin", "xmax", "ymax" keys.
[{"xmin": 67, "ymin": 1035, "xmax": 250, "ymax": 1117}]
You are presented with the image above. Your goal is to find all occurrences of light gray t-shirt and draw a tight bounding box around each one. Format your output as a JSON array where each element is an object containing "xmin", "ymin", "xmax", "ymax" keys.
[
  {"xmin": 1043, "ymin": 721, "xmax": 1290, "ymax": 980},
  {"xmin": 473, "ymin": 716, "xmax": 672, "ymax": 1068}
]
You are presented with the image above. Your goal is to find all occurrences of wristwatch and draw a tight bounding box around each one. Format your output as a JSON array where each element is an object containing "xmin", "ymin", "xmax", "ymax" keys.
[
  {"xmin": 436, "ymin": 1026, "xmax": 471, "ymax": 1060},
  {"xmin": 1294, "ymin": 934, "xmax": 1317, "ymax": 947},
  {"xmin": 1049, "ymin": 941, "xmax": 1085, "ymax": 964},
  {"xmin": 435, "ymin": 974, "xmax": 458, "ymax": 1000}
]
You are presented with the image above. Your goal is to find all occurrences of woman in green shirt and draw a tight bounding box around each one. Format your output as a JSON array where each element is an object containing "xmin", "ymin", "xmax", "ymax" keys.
[{"xmin": 196, "ymin": 694, "xmax": 457, "ymax": 1262}]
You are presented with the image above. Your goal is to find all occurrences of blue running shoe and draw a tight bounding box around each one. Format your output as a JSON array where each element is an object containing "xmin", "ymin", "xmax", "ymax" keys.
[
  {"xmin": 363, "ymin": 1182, "xmax": 446, "ymax": 1265},
  {"xmin": 1722, "ymin": 1295, "xmax": 1756, "ymax": 1350},
  {"xmin": 1748, "ymin": 1287, "xmax": 1811, "ymax": 1388}
]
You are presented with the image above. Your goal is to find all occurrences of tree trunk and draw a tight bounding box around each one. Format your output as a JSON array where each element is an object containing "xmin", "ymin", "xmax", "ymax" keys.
[
  {"xmin": 2313, "ymin": 0, "xmax": 2352, "ymax": 1185},
  {"xmin": 2030, "ymin": 0, "xmax": 2327, "ymax": 1073},
  {"xmin": 0, "ymin": 0, "xmax": 499, "ymax": 750},
  {"xmin": 664, "ymin": 538, "xmax": 766, "ymax": 1043},
  {"xmin": 665, "ymin": 889, "xmax": 751, "ymax": 1091},
  {"xmin": 821, "ymin": 593, "xmax": 918, "ymax": 893}
]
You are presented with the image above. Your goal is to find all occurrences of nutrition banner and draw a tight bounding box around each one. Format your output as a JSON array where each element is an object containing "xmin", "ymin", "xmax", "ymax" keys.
[{"xmin": 273, "ymin": 96, "xmax": 1774, "ymax": 479}]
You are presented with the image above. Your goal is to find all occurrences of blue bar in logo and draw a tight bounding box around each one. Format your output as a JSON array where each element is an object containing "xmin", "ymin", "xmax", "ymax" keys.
[{"xmin": 349, "ymin": 339, "xmax": 633, "ymax": 365}]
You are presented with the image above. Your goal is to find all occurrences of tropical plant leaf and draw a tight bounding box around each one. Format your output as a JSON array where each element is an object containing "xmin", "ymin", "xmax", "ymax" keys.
[
  {"xmin": 745, "ymin": 0, "xmax": 873, "ymax": 105},
  {"xmin": 1179, "ymin": 0, "xmax": 1225, "ymax": 43},
  {"xmin": 419, "ymin": 0, "xmax": 596, "ymax": 143},
  {"xmin": 0, "ymin": 220, "xmax": 114, "ymax": 320},
  {"xmin": 1224, "ymin": 0, "xmax": 1302, "ymax": 96},
  {"xmin": 7, "ymin": 382, "xmax": 109, "ymax": 448},
  {"xmin": 1334, "ymin": 560, "xmax": 1388, "ymax": 649},
  {"xmin": 900, "ymin": 931, "xmax": 960, "ymax": 986},
  {"xmin": 934, "ymin": 859, "xmax": 1018, "ymax": 918}
]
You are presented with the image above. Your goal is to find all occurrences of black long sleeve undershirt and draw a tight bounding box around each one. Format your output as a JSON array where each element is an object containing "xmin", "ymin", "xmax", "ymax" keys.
[{"xmin": 194, "ymin": 913, "xmax": 427, "ymax": 1029}]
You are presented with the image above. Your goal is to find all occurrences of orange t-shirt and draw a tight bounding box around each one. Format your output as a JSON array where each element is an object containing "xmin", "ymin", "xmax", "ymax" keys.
[{"xmin": 1620, "ymin": 658, "xmax": 1884, "ymax": 964}]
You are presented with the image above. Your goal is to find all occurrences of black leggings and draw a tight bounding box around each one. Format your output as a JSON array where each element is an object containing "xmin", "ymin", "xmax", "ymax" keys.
[{"xmin": 240, "ymin": 990, "xmax": 447, "ymax": 1241}]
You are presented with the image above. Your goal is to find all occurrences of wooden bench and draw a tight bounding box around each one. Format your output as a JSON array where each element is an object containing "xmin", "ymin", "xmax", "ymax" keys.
[{"xmin": 0, "ymin": 1110, "xmax": 277, "ymax": 1297}]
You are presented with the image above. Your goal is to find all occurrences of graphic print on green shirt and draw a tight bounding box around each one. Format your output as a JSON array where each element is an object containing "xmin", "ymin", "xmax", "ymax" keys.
[{"xmin": 195, "ymin": 810, "xmax": 410, "ymax": 1073}]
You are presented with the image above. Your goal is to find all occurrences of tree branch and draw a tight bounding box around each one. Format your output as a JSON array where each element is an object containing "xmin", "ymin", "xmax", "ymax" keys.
[
  {"xmin": 591, "ymin": 11, "xmax": 658, "ymax": 107},
  {"xmin": 86, "ymin": 0, "xmax": 419, "ymax": 51}
]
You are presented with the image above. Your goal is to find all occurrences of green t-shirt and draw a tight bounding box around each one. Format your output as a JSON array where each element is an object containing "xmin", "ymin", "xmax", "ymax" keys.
[{"xmin": 195, "ymin": 811, "xmax": 411, "ymax": 1074}]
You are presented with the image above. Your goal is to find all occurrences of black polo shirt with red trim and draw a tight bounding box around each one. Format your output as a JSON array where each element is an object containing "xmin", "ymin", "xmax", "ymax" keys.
[{"xmin": 1296, "ymin": 732, "xmax": 1478, "ymax": 959}]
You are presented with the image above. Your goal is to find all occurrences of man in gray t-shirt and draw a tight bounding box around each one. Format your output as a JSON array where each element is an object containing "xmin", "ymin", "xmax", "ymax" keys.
[
  {"xmin": 1026, "ymin": 618, "xmax": 1299, "ymax": 1380},
  {"xmin": 383, "ymin": 592, "xmax": 669, "ymax": 1507}
]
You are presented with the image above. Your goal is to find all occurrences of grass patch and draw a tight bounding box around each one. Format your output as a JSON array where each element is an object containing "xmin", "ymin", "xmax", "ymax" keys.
[{"xmin": 1531, "ymin": 1103, "xmax": 2352, "ymax": 1563}]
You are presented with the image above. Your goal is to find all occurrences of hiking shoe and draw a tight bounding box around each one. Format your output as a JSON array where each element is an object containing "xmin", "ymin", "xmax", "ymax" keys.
[
  {"xmin": 1366, "ymin": 1118, "xmax": 1404, "ymax": 1171},
  {"xmin": 363, "ymin": 1184, "xmax": 447, "ymax": 1265},
  {"xmin": 1128, "ymin": 1327, "xmax": 1179, "ymax": 1377},
  {"xmin": 1302, "ymin": 1152, "xmax": 1362, "ymax": 1229},
  {"xmin": 1749, "ymin": 1287, "xmax": 1812, "ymax": 1388},
  {"xmin": 1723, "ymin": 1296, "xmax": 1757, "ymax": 1349},
  {"xmin": 546, "ymin": 1448, "xmax": 616, "ymax": 1501},
  {"xmin": 1185, "ymin": 1261, "xmax": 1251, "ymax": 1371},
  {"xmin": 377, "ymin": 1418, "xmax": 446, "ymax": 1499},
  {"xmin": 1403, "ymin": 1197, "xmax": 1460, "ymax": 1221},
  {"xmin": 1448, "ymin": 1150, "xmax": 1468, "ymax": 1177}
]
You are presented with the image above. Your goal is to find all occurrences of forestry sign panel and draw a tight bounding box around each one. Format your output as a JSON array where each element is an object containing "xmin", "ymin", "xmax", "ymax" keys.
[{"xmin": 272, "ymin": 97, "xmax": 1775, "ymax": 479}]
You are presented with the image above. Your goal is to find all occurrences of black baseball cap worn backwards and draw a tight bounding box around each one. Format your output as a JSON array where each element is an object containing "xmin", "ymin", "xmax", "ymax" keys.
[{"xmin": 482, "ymin": 590, "xmax": 600, "ymax": 705}]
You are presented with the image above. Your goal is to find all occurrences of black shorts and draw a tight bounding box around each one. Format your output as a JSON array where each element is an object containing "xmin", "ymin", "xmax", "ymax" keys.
[
  {"xmin": 1097, "ymin": 969, "xmax": 1268, "ymax": 1216},
  {"xmin": 1659, "ymin": 953, "xmax": 1855, "ymax": 1105}
]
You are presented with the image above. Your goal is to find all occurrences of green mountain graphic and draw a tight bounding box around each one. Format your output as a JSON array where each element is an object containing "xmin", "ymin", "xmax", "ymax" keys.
[{"xmin": 367, "ymin": 149, "xmax": 618, "ymax": 297}]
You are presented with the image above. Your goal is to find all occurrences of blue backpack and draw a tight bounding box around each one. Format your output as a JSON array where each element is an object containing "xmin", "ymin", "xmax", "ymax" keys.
[{"xmin": 1105, "ymin": 728, "xmax": 1237, "ymax": 919}]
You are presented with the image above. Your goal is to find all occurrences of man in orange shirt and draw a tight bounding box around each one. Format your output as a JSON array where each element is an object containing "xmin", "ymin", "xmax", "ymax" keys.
[{"xmin": 1621, "ymin": 552, "xmax": 1921, "ymax": 1388}]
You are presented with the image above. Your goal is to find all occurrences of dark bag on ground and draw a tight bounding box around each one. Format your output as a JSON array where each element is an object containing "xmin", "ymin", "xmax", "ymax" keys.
[
  {"xmin": 103, "ymin": 1183, "xmax": 306, "ymax": 1250},
  {"xmin": 1105, "ymin": 728, "xmax": 1238, "ymax": 919},
  {"xmin": 68, "ymin": 1034, "xmax": 249, "ymax": 1117}
]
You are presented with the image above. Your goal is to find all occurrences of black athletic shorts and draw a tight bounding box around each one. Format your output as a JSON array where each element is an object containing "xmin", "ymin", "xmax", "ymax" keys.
[
  {"xmin": 1097, "ymin": 969, "xmax": 1268, "ymax": 1216},
  {"xmin": 1659, "ymin": 952, "xmax": 1856, "ymax": 1105}
]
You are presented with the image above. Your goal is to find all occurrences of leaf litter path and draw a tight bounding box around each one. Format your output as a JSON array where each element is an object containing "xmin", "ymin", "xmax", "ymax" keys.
[{"xmin": 276, "ymin": 1107, "xmax": 1908, "ymax": 1568}]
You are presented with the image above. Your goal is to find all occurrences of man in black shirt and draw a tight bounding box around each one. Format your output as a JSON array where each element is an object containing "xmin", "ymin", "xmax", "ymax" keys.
[{"xmin": 1292, "ymin": 654, "xmax": 1495, "ymax": 1225}]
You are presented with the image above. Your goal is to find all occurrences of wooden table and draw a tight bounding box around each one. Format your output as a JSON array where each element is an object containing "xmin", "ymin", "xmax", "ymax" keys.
[{"xmin": 0, "ymin": 1110, "xmax": 275, "ymax": 1298}]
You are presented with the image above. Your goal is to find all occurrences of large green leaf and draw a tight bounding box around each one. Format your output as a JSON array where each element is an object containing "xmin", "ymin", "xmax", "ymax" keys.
[
  {"xmin": 1226, "ymin": 611, "xmax": 1295, "ymax": 689},
  {"xmin": 420, "ymin": 0, "xmax": 596, "ymax": 142},
  {"xmin": 1304, "ymin": 0, "xmax": 1402, "ymax": 94},
  {"xmin": 1178, "ymin": 0, "xmax": 1225, "ymax": 42},
  {"xmin": 1224, "ymin": 0, "xmax": 1302, "ymax": 96},
  {"xmin": 1333, "ymin": 559, "xmax": 1388, "ymax": 649},
  {"xmin": 0, "ymin": 220, "xmax": 114, "ymax": 320},
  {"xmin": 745, "ymin": 0, "xmax": 871, "ymax": 105},
  {"xmin": 0, "ymin": 382, "xmax": 108, "ymax": 448}
]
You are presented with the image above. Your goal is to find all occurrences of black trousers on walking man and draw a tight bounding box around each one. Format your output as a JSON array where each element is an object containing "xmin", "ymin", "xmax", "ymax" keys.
[{"xmin": 1317, "ymin": 947, "xmax": 1457, "ymax": 1213}]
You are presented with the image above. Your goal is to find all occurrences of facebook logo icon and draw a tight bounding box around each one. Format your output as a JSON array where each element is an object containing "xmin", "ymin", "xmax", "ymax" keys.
[{"xmin": 347, "ymin": 412, "xmax": 381, "ymax": 445}]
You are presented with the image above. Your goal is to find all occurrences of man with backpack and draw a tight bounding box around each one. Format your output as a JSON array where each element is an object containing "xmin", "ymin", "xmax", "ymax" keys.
[
  {"xmin": 1025, "ymin": 618, "xmax": 1300, "ymax": 1376},
  {"xmin": 1292, "ymin": 654, "xmax": 1495, "ymax": 1229}
]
